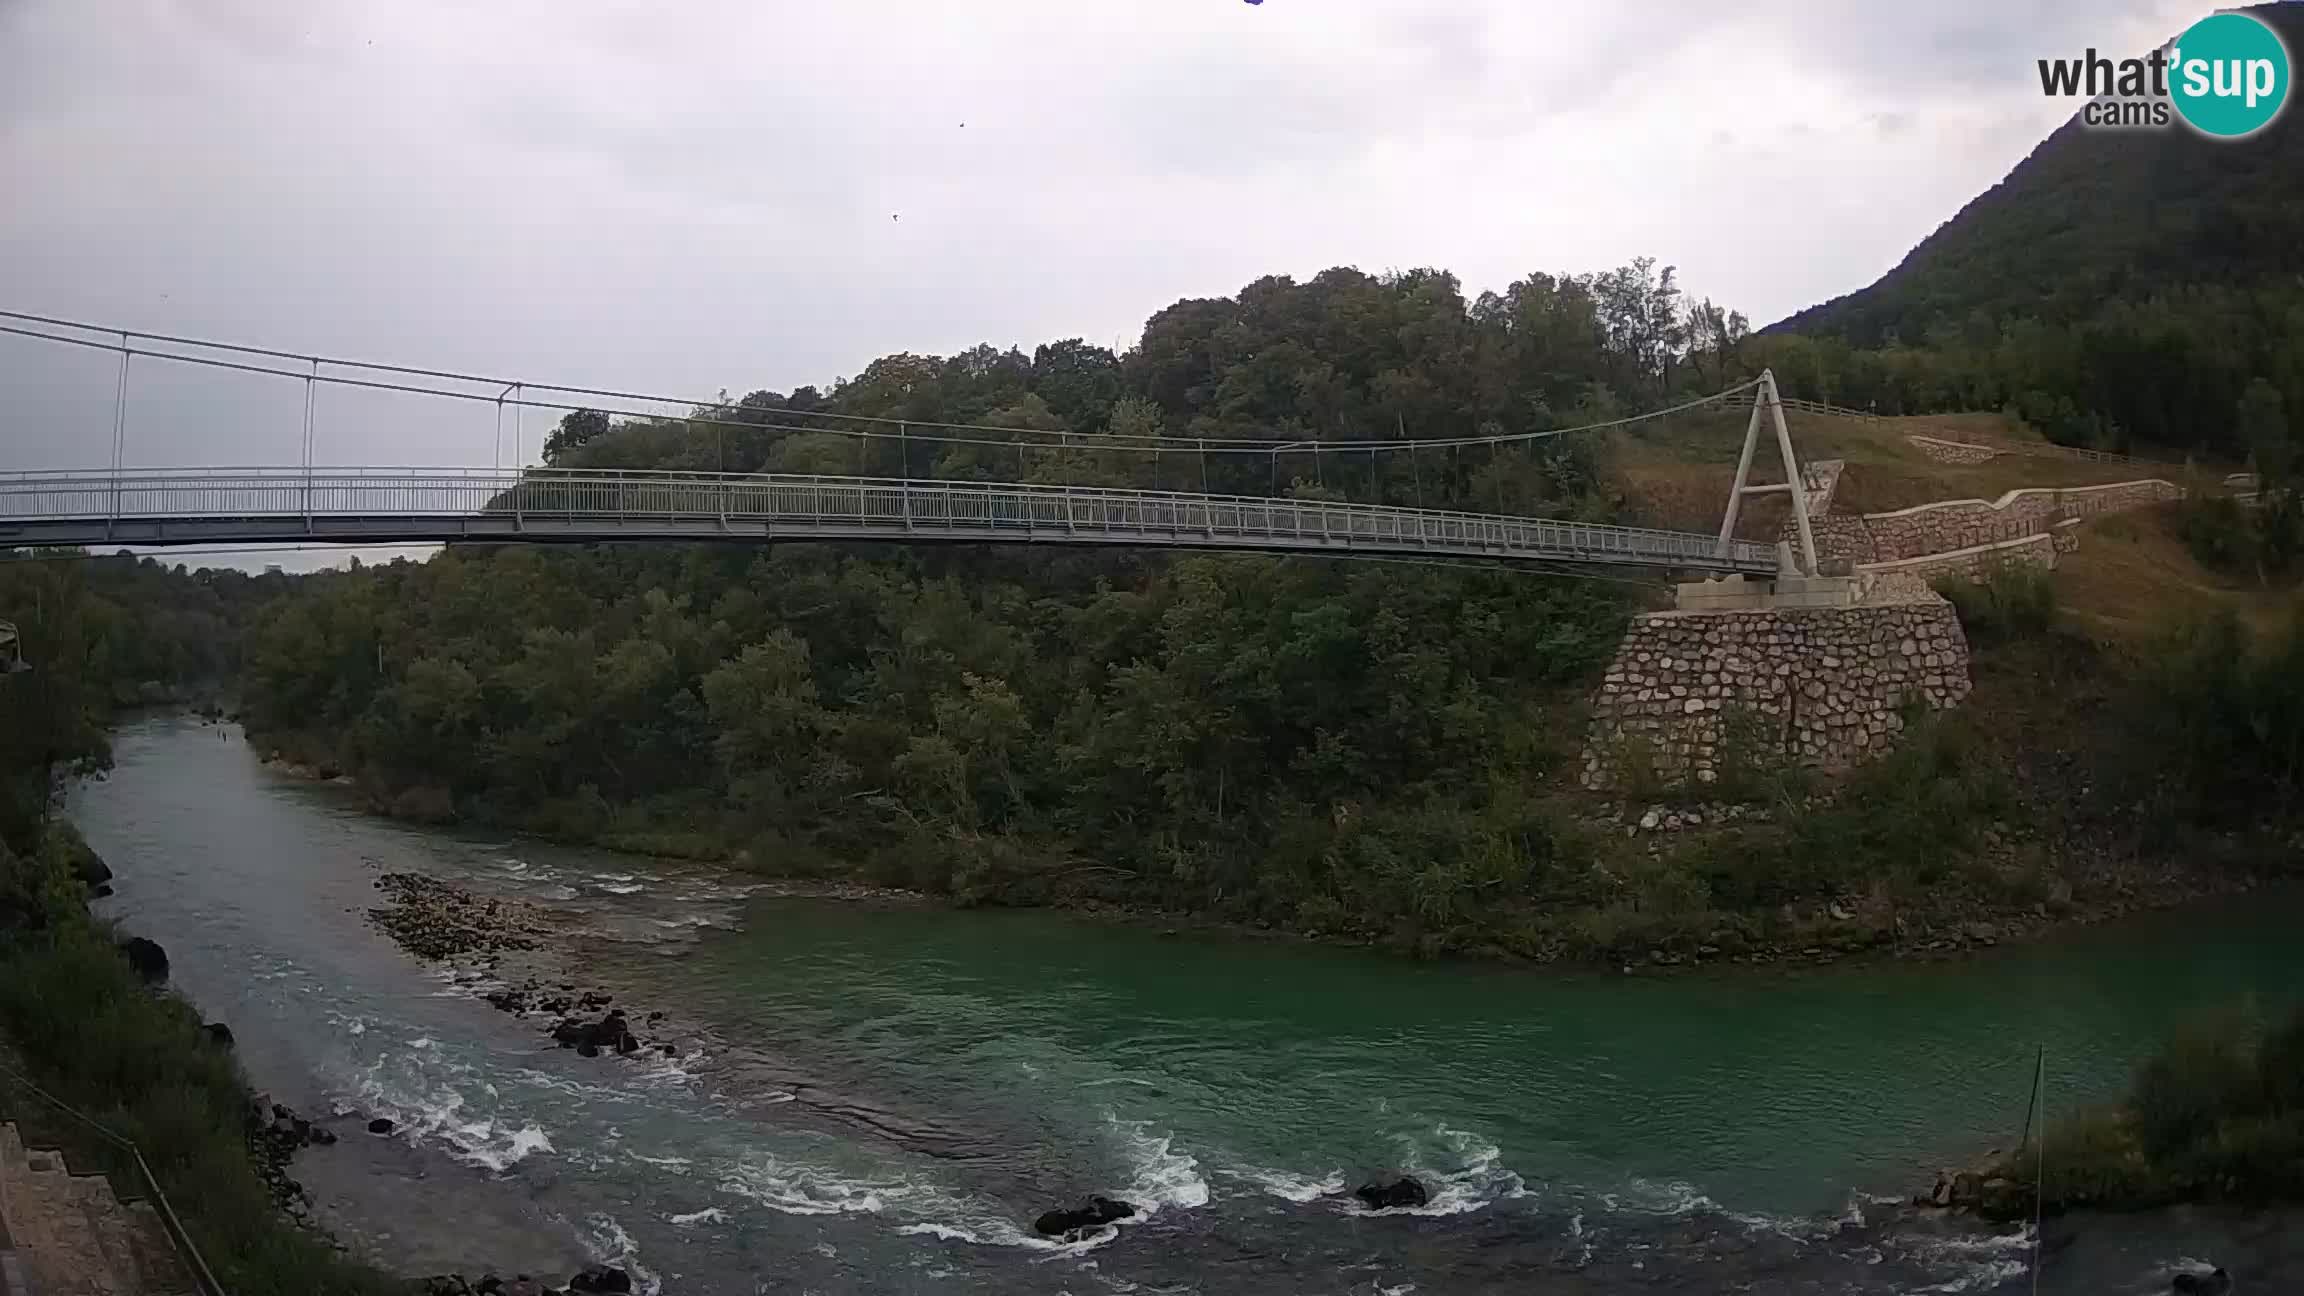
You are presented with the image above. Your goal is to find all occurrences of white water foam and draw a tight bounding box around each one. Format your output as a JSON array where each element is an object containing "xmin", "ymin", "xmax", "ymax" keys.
[
  {"xmin": 667, "ymin": 1207, "xmax": 725, "ymax": 1226},
  {"xmin": 1899, "ymin": 1225, "xmax": 2036, "ymax": 1295},
  {"xmin": 350, "ymin": 1056, "xmax": 556, "ymax": 1173},
  {"xmin": 1108, "ymin": 1116, "xmax": 1211, "ymax": 1213},
  {"xmin": 1371, "ymin": 1123, "xmax": 1527, "ymax": 1217},
  {"xmin": 717, "ymin": 1151, "xmax": 918, "ymax": 1217},
  {"xmin": 1225, "ymin": 1165, "xmax": 1345, "ymax": 1204},
  {"xmin": 1909, "ymin": 1258, "xmax": 2027, "ymax": 1293},
  {"xmin": 581, "ymin": 1214, "xmax": 663, "ymax": 1296},
  {"xmin": 598, "ymin": 882, "xmax": 646, "ymax": 895},
  {"xmin": 896, "ymin": 1219, "xmax": 1117, "ymax": 1255},
  {"xmin": 1596, "ymin": 1176, "xmax": 1847, "ymax": 1243}
]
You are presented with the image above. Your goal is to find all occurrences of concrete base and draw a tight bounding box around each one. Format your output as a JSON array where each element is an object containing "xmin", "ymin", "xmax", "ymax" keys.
[{"xmin": 1673, "ymin": 574, "xmax": 1860, "ymax": 611}]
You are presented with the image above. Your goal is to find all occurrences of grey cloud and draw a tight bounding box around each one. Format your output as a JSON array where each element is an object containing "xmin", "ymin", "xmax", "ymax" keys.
[{"xmin": 0, "ymin": 0, "xmax": 2194, "ymax": 499}]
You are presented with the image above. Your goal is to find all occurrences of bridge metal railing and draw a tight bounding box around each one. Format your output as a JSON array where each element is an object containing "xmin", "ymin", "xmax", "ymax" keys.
[{"xmin": 0, "ymin": 467, "xmax": 1782, "ymax": 572}]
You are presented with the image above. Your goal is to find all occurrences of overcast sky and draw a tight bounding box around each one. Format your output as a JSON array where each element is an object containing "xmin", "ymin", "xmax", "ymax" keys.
[{"xmin": 0, "ymin": 0, "xmax": 2203, "ymax": 563}]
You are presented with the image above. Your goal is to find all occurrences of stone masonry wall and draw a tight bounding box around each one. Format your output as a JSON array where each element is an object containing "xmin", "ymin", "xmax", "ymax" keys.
[
  {"xmin": 1581, "ymin": 600, "xmax": 1971, "ymax": 789},
  {"xmin": 1855, "ymin": 530, "xmax": 2059, "ymax": 588},
  {"xmin": 1907, "ymin": 435, "xmax": 2001, "ymax": 465},
  {"xmin": 1804, "ymin": 478, "xmax": 2183, "ymax": 565}
]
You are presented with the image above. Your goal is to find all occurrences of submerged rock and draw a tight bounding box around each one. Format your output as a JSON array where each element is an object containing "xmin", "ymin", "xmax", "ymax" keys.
[
  {"xmin": 1034, "ymin": 1195, "xmax": 1137, "ymax": 1235},
  {"xmin": 567, "ymin": 1264, "xmax": 634, "ymax": 1293},
  {"xmin": 368, "ymin": 1117, "xmax": 396, "ymax": 1135},
  {"xmin": 119, "ymin": 936, "xmax": 169, "ymax": 983},
  {"xmin": 1355, "ymin": 1177, "xmax": 1431, "ymax": 1211},
  {"xmin": 202, "ymin": 1021, "xmax": 235, "ymax": 1047},
  {"xmin": 2171, "ymin": 1264, "xmax": 2231, "ymax": 1295}
]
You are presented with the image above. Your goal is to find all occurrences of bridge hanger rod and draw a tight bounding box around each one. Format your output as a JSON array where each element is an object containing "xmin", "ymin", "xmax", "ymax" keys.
[{"xmin": 0, "ymin": 311, "xmax": 1763, "ymax": 457}]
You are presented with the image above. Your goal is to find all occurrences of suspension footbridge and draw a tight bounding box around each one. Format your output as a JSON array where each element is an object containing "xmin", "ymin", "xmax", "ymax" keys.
[{"xmin": 0, "ymin": 314, "xmax": 1814, "ymax": 576}]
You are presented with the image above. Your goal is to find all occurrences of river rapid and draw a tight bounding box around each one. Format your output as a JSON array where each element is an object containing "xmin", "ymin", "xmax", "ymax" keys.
[{"xmin": 69, "ymin": 714, "xmax": 2304, "ymax": 1295}]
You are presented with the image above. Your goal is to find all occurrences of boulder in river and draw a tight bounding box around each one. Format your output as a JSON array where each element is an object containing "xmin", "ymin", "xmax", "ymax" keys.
[
  {"xmin": 368, "ymin": 1117, "xmax": 396, "ymax": 1135},
  {"xmin": 63, "ymin": 832, "xmax": 111, "ymax": 889},
  {"xmin": 1033, "ymin": 1195, "xmax": 1137, "ymax": 1235},
  {"xmin": 567, "ymin": 1263, "xmax": 634, "ymax": 1293},
  {"xmin": 552, "ymin": 1010, "xmax": 634, "ymax": 1057},
  {"xmin": 202, "ymin": 1021, "xmax": 235, "ymax": 1047},
  {"xmin": 2171, "ymin": 1265, "xmax": 2231, "ymax": 1295},
  {"xmin": 1354, "ymin": 1177, "xmax": 1431, "ymax": 1211},
  {"xmin": 119, "ymin": 936, "xmax": 169, "ymax": 983}
]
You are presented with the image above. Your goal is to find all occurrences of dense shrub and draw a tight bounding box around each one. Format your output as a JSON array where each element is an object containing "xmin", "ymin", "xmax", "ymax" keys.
[
  {"xmin": 0, "ymin": 829, "xmax": 394, "ymax": 1295},
  {"xmin": 2006, "ymin": 1001, "xmax": 2304, "ymax": 1211},
  {"xmin": 1936, "ymin": 559, "xmax": 2056, "ymax": 644}
]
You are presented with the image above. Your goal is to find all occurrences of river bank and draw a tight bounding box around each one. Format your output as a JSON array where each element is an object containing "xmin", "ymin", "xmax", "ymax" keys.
[
  {"xmin": 66, "ymin": 713, "xmax": 2304, "ymax": 1294},
  {"xmin": 255, "ymin": 735, "xmax": 2289, "ymax": 981}
]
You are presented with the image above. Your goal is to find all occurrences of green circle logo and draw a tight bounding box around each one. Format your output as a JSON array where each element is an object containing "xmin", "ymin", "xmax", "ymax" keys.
[{"xmin": 2170, "ymin": 11, "xmax": 2290, "ymax": 138}]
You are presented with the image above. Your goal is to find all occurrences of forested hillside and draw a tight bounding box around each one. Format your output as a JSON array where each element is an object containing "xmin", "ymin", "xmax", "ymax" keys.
[
  {"xmin": 246, "ymin": 263, "xmax": 1707, "ymax": 957},
  {"xmin": 1756, "ymin": 1, "xmax": 2304, "ymax": 460},
  {"xmin": 0, "ymin": 554, "xmax": 283, "ymax": 851}
]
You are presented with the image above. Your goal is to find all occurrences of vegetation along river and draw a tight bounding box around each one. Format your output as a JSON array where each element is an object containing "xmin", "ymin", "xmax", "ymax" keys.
[{"xmin": 69, "ymin": 715, "xmax": 2304, "ymax": 1294}]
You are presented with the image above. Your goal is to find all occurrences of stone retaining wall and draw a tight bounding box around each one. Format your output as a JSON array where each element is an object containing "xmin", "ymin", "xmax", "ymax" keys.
[
  {"xmin": 1581, "ymin": 599, "xmax": 1972, "ymax": 789},
  {"xmin": 1854, "ymin": 530, "xmax": 2059, "ymax": 587},
  {"xmin": 1908, "ymin": 435, "xmax": 2000, "ymax": 465},
  {"xmin": 1807, "ymin": 478, "xmax": 2182, "ymax": 565}
]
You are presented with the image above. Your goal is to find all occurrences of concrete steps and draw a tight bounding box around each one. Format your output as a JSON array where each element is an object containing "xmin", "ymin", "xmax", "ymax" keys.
[{"xmin": 0, "ymin": 1123, "xmax": 197, "ymax": 1296}]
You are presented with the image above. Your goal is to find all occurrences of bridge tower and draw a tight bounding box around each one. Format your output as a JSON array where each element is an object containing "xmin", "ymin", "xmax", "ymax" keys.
[{"xmin": 1715, "ymin": 368, "xmax": 1819, "ymax": 577}]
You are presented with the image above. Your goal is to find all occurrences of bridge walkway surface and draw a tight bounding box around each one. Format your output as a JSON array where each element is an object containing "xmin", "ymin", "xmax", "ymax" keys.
[{"xmin": 0, "ymin": 468, "xmax": 1783, "ymax": 574}]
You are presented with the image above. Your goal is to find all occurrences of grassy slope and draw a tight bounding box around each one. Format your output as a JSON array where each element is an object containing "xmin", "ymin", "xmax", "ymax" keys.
[
  {"xmin": 1611, "ymin": 407, "xmax": 2223, "ymax": 539},
  {"xmin": 2053, "ymin": 506, "xmax": 2294, "ymax": 645}
]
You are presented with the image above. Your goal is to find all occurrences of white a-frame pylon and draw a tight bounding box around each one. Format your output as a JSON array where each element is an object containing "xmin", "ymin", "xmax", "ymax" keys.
[{"xmin": 1716, "ymin": 368, "xmax": 1819, "ymax": 576}]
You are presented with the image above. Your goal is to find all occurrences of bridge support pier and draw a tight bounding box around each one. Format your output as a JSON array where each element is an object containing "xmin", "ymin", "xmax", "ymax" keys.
[
  {"xmin": 1580, "ymin": 593, "xmax": 1973, "ymax": 791},
  {"xmin": 1673, "ymin": 573, "xmax": 1862, "ymax": 612}
]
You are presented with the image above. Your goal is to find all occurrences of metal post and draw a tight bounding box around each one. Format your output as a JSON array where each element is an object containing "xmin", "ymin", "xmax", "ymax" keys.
[
  {"xmin": 1764, "ymin": 369, "xmax": 1820, "ymax": 575},
  {"xmin": 302, "ymin": 358, "xmax": 317, "ymax": 530},
  {"xmin": 899, "ymin": 422, "xmax": 912, "ymax": 528},
  {"xmin": 1717, "ymin": 388, "xmax": 1767, "ymax": 556},
  {"xmin": 1198, "ymin": 438, "xmax": 1209, "ymax": 496},
  {"xmin": 108, "ymin": 335, "xmax": 129, "ymax": 535}
]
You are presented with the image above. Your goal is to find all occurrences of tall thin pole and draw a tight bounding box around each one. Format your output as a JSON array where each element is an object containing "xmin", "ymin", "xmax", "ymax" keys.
[
  {"xmin": 108, "ymin": 335, "xmax": 129, "ymax": 531},
  {"xmin": 2030, "ymin": 1049, "xmax": 2047, "ymax": 1295},
  {"xmin": 1198, "ymin": 438, "xmax": 1209, "ymax": 496},
  {"xmin": 302, "ymin": 358, "xmax": 317, "ymax": 527},
  {"xmin": 1717, "ymin": 390, "xmax": 1767, "ymax": 557},
  {"xmin": 1764, "ymin": 369, "xmax": 1820, "ymax": 574}
]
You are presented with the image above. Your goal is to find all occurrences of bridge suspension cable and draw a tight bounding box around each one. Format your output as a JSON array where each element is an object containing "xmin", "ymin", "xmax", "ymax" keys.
[{"xmin": 0, "ymin": 310, "xmax": 1761, "ymax": 458}]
